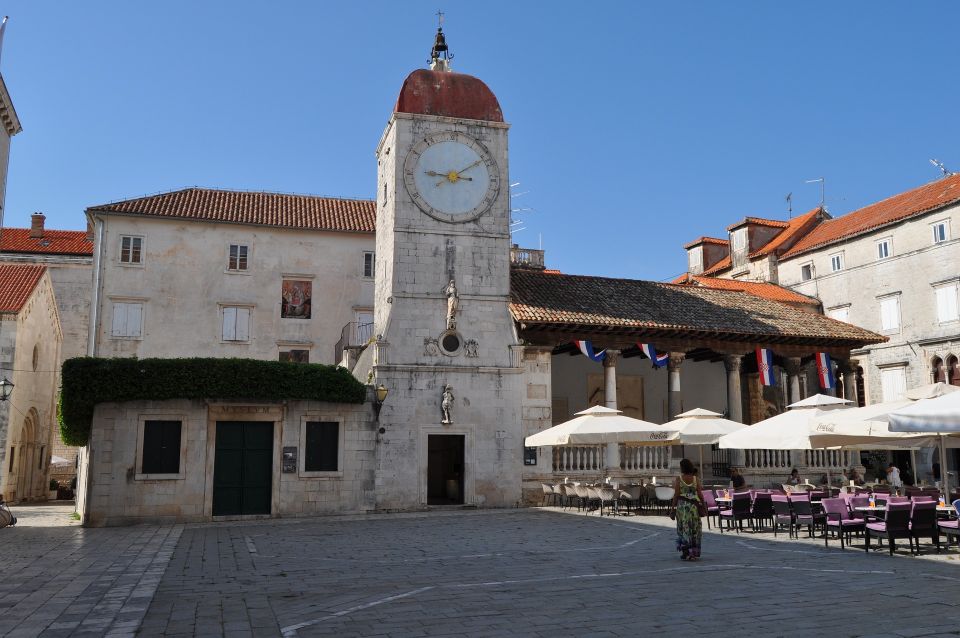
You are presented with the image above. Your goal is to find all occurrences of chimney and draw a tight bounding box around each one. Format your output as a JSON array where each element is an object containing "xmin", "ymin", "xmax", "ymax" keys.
[
  {"xmin": 30, "ymin": 212, "xmax": 45, "ymax": 238},
  {"xmin": 85, "ymin": 219, "xmax": 94, "ymax": 241}
]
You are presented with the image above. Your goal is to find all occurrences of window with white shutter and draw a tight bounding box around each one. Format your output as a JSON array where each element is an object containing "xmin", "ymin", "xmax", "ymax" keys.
[
  {"xmin": 111, "ymin": 302, "xmax": 143, "ymax": 338},
  {"xmin": 881, "ymin": 368, "xmax": 907, "ymax": 402},
  {"xmin": 936, "ymin": 283, "xmax": 959, "ymax": 323},
  {"xmin": 221, "ymin": 306, "xmax": 251, "ymax": 342},
  {"xmin": 827, "ymin": 306, "xmax": 850, "ymax": 323},
  {"xmin": 879, "ymin": 296, "xmax": 900, "ymax": 332},
  {"xmin": 830, "ymin": 252, "xmax": 844, "ymax": 272}
]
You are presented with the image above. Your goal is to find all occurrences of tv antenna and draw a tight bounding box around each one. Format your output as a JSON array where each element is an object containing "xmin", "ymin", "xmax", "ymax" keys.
[
  {"xmin": 785, "ymin": 192, "xmax": 793, "ymax": 217},
  {"xmin": 805, "ymin": 177, "xmax": 825, "ymax": 208},
  {"xmin": 930, "ymin": 159, "xmax": 955, "ymax": 177}
]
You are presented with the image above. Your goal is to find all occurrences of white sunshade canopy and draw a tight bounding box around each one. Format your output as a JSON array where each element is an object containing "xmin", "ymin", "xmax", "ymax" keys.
[
  {"xmin": 524, "ymin": 405, "xmax": 678, "ymax": 446},
  {"xmin": 788, "ymin": 394, "xmax": 853, "ymax": 408},
  {"xmin": 718, "ymin": 398, "xmax": 852, "ymax": 450},
  {"xmin": 810, "ymin": 383, "xmax": 960, "ymax": 447},
  {"xmin": 889, "ymin": 387, "xmax": 960, "ymax": 433},
  {"xmin": 669, "ymin": 408, "xmax": 747, "ymax": 445}
]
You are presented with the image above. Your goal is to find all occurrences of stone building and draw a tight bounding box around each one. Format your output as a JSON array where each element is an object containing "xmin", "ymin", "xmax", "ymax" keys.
[
  {"xmin": 0, "ymin": 216, "xmax": 93, "ymax": 482},
  {"xmin": 679, "ymin": 174, "xmax": 960, "ymax": 481},
  {"xmin": 75, "ymin": 35, "xmax": 885, "ymax": 524},
  {"xmin": 0, "ymin": 264, "xmax": 62, "ymax": 502},
  {"xmin": 85, "ymin": 189, "xmax": 375, "ymax": 364}
]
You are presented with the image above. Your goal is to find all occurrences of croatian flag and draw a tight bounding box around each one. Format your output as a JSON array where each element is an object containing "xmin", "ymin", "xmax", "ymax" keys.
[
  {"xmin": 816, "ymin": 352, "xmax": 835, "ymax": 389},
  {"xmin": 756, "ymin": 348, "xmax": 776, "ymax": 386},
  {"xmin": 638, "ymin": 343, "xmax": 668, "ymax": 368},
  {"xmin": 572, "ymin": 340, "xmax": 606, "ymax": 362}
]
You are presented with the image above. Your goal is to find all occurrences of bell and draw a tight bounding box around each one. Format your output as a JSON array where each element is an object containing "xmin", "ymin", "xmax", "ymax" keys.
[{"xmin": 431, "ymin": 28, "xmax": 448, "ymax": 59}]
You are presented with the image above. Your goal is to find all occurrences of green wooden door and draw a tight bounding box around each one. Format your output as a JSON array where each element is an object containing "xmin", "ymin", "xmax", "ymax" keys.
[{"xmin": 213, "ymin": 421, "xmax": 274, "ymax": 516}]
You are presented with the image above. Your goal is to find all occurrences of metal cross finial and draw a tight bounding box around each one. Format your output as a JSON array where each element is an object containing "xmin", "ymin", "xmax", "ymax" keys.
[
  {"xmin": 429, "ymin": 12, "xmax": 453, "ymax": 66},
  {"xmin": 437, "ymin": 9, "xmax": 444, "ymax": 27}
]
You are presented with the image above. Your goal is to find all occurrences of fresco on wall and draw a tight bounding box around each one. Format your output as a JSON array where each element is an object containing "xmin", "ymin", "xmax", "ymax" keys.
[{"xmin": 281, "ymin": 280, "xmax": 312, "ymax": 319}]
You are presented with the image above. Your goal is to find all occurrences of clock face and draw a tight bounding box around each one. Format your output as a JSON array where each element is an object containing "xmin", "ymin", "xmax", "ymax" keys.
[{"xmin": 403, "ymin": 131, "xmax": 500, "ymax": 223}]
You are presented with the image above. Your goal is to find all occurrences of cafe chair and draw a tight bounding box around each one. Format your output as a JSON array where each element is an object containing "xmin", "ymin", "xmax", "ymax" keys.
[
  {"xmin": 865, "ymin": 502, "xmax": 912, "ymax": 556},
  {"xmin": 908, "ymin": 500, "xmax": 939, "ymax": 554},
  {"xmin": 937, "ymin": 500, "xmax": 960, "ymax": 551},
  {"xmin": 750, "ymin": 493, "xmax": 774, "ymax": 532},
  {"xmin": 822, "ymin": 497, "xmax": 864, "ymax": 549},
  {"xmin": 771, "ymin": 494, "xmax": 795, "ymax": 538},
  {"xmin": 789, "ymin": 493, "xmax": 825, "ymax": 538},
  {"xmin": 701, "ymin": 490, "xmax": 720, "ymax": 529},
  {"xmin": 719, "ymin": 492, "xmax": 752, "ymax": 534}
]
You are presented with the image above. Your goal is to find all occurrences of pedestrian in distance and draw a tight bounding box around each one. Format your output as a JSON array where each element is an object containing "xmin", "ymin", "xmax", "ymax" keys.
[{"xmin": 670, "ymin": 458, "xmax": 705, "ymax": 561}]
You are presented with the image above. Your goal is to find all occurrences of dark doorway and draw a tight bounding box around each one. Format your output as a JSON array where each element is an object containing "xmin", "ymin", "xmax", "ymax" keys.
[
  {"xmin": 427, "ymin": 434, "xmax": 464, "ymax": 505},
  {"xmin": 892, "ymin": 450, "xmax": 915, "ymax": 486},
  {"xmin": 213, "ymin": 421, "xmax": 274, "ymax": 516}
]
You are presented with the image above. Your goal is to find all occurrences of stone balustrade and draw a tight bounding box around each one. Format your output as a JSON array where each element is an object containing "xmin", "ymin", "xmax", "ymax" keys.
[
  {"xmin": 552, "ymin": 445, "xmax": 604, "ymax": 473},
  {"xmin": 619, "ymin": 445, "xmax": 672, "ymax": 472}
]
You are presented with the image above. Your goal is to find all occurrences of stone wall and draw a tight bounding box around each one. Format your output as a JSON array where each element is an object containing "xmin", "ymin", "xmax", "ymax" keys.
[{"xmin": 79, "ymin": 398, "xmax": 375, "ymax": 526}]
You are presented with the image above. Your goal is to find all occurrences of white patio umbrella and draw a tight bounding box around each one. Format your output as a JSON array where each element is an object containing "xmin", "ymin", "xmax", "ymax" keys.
[
  {"xmin": 889, "ymin": 389, "xmax": 960, "ymax": 500},
  {"xmin": 718, "ymin": 394, "xmax": 854, "ymax": 485},
  {"xmin": 524, "ymin": 405, "xmax": 679, "ymax": 446},
  {"xmin": 669, "ymin": 408, "xmax": 746, "ymax": 476},
  {"xmin": 50, "ymin": 455, "xmax": 71, "ymax": 466}
]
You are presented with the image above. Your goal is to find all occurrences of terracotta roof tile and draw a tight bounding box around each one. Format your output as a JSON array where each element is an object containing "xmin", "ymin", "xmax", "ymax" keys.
[
  {"xmin": 682, "ymin": 275, "xmax": 820, "ymax": 306},
  {"xmin": 87, "ymin": 188, "xmax": 376, "ymax": 233},
  {"xmin": 0, "ymin": 228, "xmax": 93, "ymax": 256},
  {"xmin": 683, "ymin": 236, "xmax": 728, "ymax": 250},
  {"xmin": 781, "ymin": 174, "xmax": 960, "ymax": 259},
  {"xmin": 510, "ymin": 268, "xmax": 883, "ymax": 347},
  {"xmin": 0, "ymin": 264, "xmax": 46, "ymax": 313},
  {"xmin": 727, "ymin": 216, "xmax": 790, "ymax": 231},
  {"xmin": 748, "ymin": 207, "xmax": 824, "ymax": 258}
]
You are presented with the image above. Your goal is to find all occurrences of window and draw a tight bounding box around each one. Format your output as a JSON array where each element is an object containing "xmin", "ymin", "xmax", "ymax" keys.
[
  {"xmin": 111, "ymin": 302, "xmax": 143, "ymax": 338},
  {"xmin": 879, "ymin": 296, "xmax": 900, "ymax": 332},
  {"xmin": 800, "ymin": 263, "xmax": 813, "ymax": 281},
  {"xmin": 304, "ymin": 421, "xmax": 339, "ymax": 472},
  {"xmin": 524, "ymin": 446, "xmax": 538, "ymax": 466},
  {"xmin": 827, "ymin": 306, "xmax": 850, "ymax": 323},
  {"xmin": 932, "ymin": 220, "xmax": 950, "ymax": 244},
  {"xmin": 119, "ymin": 236, "xmax": 143, "ymax": 264},
  {"xmin": 935, "ymin": 282, "xmax": 960, "ymax": 323},
  {"xmin": 880, "ymin": 367, "xmax": 907, "ymax": 402},
  {"xmin": 141, "ymin": 420, "xmax": 182, "ymax": 475},
  {"xmin": 7, "ymin": 447, "xmax": 13, "ymax": 473},
  {"xmin": 362, "ymin": 252, "xmax": 375, "ymax": 279},
  {"xmin": 38, "ymin": 445, "xmax": 44, "ymax": 470},
  {"xmin": 829, "ymin": 252, "xmax": 844, "ymax": 272},
  {"xmin": 228, "ymin": 244, "xmax": 248, "ymax": 271},
  {"xmin": 221, "ymin": 306, "xmax": 251, "ymax": 341},
  {"xmin": 687, "ymin": 247, "xmax": 702, "ymax": 272},
  {"xmin": 279, "ymin": 349, "xmax": 309, "ymax": 363},
  {"xmin": 876, "ymin": 238, "xmax": 891, "ymax": 260}
]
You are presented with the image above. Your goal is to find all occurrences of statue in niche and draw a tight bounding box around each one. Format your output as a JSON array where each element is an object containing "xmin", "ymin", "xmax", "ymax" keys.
[
  {"xmin": 441, "ymin": 384, "xmax": 455, "ymax": 424},
  {"xmin": 424, "ymin": 337, "xmax": 440, "ymax": 357},
  {"xmin": 444, "ymin": 279, "xmax": 459, "ymax": 330}
]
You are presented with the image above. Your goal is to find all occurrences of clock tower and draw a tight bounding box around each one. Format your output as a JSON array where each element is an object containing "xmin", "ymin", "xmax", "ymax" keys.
[{"xmin": 372, "ymin": 32, "xmax": 523, "ymax": 509}]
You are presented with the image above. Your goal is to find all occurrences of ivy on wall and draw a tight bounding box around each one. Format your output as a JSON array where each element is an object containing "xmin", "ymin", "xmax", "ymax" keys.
[{"xmin": 59, "ymin": 357, "xmax": 367, "ymax": 446}]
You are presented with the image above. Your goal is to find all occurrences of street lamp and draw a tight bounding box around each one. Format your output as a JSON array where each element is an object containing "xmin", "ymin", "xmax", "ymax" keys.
[
  {"xmin": 0, "ymin": 377, "xmax": 12, "ymax": 402},
  {"xmin": 373, "ymin": 383, "xmax": 389, "ymax": 430}
]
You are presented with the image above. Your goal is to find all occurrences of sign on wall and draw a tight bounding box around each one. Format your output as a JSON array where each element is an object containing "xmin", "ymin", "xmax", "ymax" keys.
[{"xmin": 282, "ymin": 447, "xmax": 298, "ymax": 473}]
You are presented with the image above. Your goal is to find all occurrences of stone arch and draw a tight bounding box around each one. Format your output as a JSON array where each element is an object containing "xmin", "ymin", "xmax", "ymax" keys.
[
  {"xmin": 932, "ymin": 355, "xmax": 946, "ymax": 383},
  {"xmin": 947, "ymin": 354, "xmax": 960, "ymax": 387},
  {"xmin": 10, "ymin": 408, "xmax": 41, "ymax": 502}
]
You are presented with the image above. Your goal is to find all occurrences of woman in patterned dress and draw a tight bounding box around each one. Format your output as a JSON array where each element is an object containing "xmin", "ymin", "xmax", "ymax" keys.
[{"xmin": 670, "ymin": 458, "xmax": 705, "ymax": 561}]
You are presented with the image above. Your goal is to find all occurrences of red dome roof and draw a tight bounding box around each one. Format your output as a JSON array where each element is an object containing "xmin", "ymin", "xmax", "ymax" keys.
[{"xmin": 394, "ymin": 69, "xmax": 503, "ymax": 123}]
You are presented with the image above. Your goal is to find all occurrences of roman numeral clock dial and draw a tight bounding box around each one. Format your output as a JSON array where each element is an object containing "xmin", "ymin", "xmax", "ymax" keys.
[{"xmin": 403, "ymin": 131, "xmax": 500, "ymax": 223}]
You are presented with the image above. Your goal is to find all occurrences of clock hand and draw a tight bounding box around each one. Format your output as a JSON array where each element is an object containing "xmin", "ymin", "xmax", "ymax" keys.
[{"xmin": 455, "ymin": 159, "xmax": 482, "ymax": 174}]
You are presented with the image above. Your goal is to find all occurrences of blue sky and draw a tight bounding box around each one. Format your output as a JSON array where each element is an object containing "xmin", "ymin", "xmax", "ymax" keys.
[{"xmin": 2, "ymin": 2, "xmax": 958, "ymax": 281}]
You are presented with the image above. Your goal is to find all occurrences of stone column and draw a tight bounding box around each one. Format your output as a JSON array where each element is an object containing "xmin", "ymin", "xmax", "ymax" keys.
[
  {"xmin": 667, "ymin": 352, "xmax": 685, "ymax": 420},
  {"xmin": 840, "ymin": 358, "xmax": 859, "ymax": 406},
  {"xmin": 602, "ymin": 349, "xmax": 619, "ymax": 409},
  {"xmin": 784, "ymin": 357, "xmax": 803, "ymax": 405},
  {"xmin": 602, "ymin": 350, "xmax": 621, "ymax": 474},
  {"xmin": 723, "ymin": 354, "xmax": 745, "ymax": 470}
]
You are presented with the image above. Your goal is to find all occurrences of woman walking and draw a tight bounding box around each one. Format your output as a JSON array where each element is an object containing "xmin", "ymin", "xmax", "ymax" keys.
[{"xmin": 671, "ymin": 458, "xmax": 705, "ymax": 561}]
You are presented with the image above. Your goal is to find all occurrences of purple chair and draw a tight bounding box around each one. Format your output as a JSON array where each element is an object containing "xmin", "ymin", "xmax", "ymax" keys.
[
  {"xmin": 910, "ymin": 494, "xmax": 935, "ymax": 502},
  {"xmin": 750, "ymin": 493, "xmax": 774, "ymax": 532},
  {"xmin": 938, "ymin": 499, "xmax": 960, "ymax": 550},
  {"xmin": 771, "ymin": 494, "xmax": 794, "ymax": 538},
  {"xmin": 865, "ymin": 502, "xmax": 912, "ymax": 556},
  {"xmin": 789, "ymin": 493, "xmax": 825, "ymax": 538},
  {"xmin": 702, "ymin": 490, "xmax": 720, "ymax": 529},
  {"xmin": 887, "ymin": 496, "xmax": 909, "ymax": 504},
  {"xmin": 719, "ymin": 492, "xmax": 752, "ymax": 534},
  {"xmin": 908, "ymin": 500, "xmax": 939, "ymax": 554},
  {"xmin": 821, "ymin": 497, "xmax": 865, "ymax": 548}
]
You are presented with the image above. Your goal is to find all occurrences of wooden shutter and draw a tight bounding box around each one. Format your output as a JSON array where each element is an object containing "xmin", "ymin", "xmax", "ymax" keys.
[
  {"xmin": 127, "ymin": 304, "xmax": 142, "ymax": 337},
  {"xmin": 111, "ymin": 303, "xmax": 127, "ymax": 336},
  {"xmin": 222, "ymin": 307, "xmax": 237, "ymax": 340},
  {"xmin": 236, "ymin": 308, "xmax": 250, "ymax": 341}
]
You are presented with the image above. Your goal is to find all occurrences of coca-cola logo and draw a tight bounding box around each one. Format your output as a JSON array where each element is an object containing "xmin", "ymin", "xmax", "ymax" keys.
[
  {"xmin": 815, "ymin": 424, "xmax": 836, "ymax": 432},
  {"xmin": 649, "ymin": 431, "xmax": 671, "ymax": 440}
]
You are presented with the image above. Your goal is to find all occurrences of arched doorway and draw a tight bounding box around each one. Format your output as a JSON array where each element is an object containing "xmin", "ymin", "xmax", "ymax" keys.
[
  {"xmin": 933, "ymin": 356, "xmax": 946, "ymax": 383},
  {"xmin": 948, "ymin": 355, "xmax": 960, "ymax": 387},
  {"xmin": 12, "ymin": 410, "xmax": 40, "ymax": 502}
]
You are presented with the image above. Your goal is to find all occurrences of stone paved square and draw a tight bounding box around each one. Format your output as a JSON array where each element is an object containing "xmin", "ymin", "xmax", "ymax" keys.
[{"xmin": 3, "ymin": 504, "xmax": 960, "ymax": 637}]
